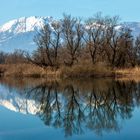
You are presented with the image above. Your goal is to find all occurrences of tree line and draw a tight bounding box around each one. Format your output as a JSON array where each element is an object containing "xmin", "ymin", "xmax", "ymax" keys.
[{"xmin": 1, "ymin": 13, "xmax": 140, "ymax": 69}]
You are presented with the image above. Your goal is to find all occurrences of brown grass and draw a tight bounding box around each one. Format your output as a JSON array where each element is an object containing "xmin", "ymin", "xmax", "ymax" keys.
[
  {"xmin": 0, "ymin": 63, "xmax": 113, "ymax": 78},
  {"xmin": 60, "ymin": 62, "xmax": 113, "ymax": 78},
  {"xmin": 0, "ymin": 63, "xmax": 61, "ymax": 78},
  {"xmin": 115, "ymin": 66, "xmax": 140, "ymax": 77},
  {"xmin": 1, "ymin": 63, "xmax": 140, "ymax": 79},
  {"xmin": 0, "ymin": 64, "xmax": 44, "ymax": 77},
  {"xmin": 114, "ymin": 66, "xmax": 140, "ymax": 82}
]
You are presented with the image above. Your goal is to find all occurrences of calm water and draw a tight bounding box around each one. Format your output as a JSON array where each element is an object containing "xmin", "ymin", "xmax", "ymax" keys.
[{"xmin": 0, "ymin": 78, "xmax": 139, "ymax": 140}]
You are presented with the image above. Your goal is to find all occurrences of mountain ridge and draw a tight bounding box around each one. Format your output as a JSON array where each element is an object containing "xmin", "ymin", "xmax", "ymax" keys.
[
  {"xmin": 0, "ymin": 16, "xmax": 54, "ymax": 52},
  {"xmin": 0, "ymin": 16, "xmax": 140, "ymax": 52}
]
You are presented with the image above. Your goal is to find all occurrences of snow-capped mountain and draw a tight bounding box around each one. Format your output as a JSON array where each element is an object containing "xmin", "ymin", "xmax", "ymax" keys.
[
  {"xmin": 0, "ymin": 16, "xmax": 140, "ymax": 52},
  {"xmin": 0, "ymin": 16, "xmax": 54, "ymax": 52}
]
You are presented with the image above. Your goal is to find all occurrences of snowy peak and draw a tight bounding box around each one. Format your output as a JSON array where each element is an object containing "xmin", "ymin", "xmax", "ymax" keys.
[
  {"xmin": 0, "ymin": 16, "xmax": 55, "ymax": 52},
  {"xmin": 0, "ymin": 16, "xmax": 53, "ymax": 34}
]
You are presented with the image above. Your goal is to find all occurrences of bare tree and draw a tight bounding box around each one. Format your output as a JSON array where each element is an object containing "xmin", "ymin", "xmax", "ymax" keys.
[
  {"xmin": 28, "ymin": 21, "xmax": 62, "ymax": 68},
  {"xmin": 102, "ymin": 16, "xmax": 120, "ymax": 66},
  {"xmin": 25, "ymin": 13, "xmax": 140, "ymax": 69},
  {"xmin": 84, "ymin": 13, "xmax": 105, "ymax": 64},
  {"xmin": 6, "ymin": 49, "xmax": 26, "ymax": 64},
  {"xmin": 62, "ymin": 14, "xmax": 84, "ymax": 66},
  {"xmin": 0, "ymin": 51, "xmax": 7, "ymax": 64},
  {"xmin": 135, "ymin": 35, "xmax": 140, "ymax": 64},
  {"xmin": 115, "ymin": 27, "xmax": 134, "ymax": 67}
]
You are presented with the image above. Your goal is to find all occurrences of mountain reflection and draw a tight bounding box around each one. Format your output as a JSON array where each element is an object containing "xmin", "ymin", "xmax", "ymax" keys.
[{"xmin": 0, "ymin": 78, "xmax": 140, "ymax": 136}]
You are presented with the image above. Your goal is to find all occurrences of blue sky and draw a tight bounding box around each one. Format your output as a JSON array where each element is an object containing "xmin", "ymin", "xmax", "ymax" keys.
[{"xmin": 0, "ymin": 0, "xmax": 140, "ymax": 24}]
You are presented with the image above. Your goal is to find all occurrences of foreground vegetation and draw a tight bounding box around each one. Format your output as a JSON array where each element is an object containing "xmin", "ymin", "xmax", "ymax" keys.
[
  {"xmin": 1, "ymin": 13, "xmax": 140, "ymax": 78},
  {"xmin": 0, "ymin": 63, "xmax": 140, "ymax": 79}
]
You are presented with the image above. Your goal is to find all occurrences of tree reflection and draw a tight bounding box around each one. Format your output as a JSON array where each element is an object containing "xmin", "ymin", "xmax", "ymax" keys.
[{"xmin": 2, "ymin": 78, "xmax": 140, "ymax": 137}]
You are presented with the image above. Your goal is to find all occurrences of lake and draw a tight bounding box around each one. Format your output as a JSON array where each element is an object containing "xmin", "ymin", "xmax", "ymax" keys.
[{"xmin": 0, "ymin": 78, "xmax": 139, "ymax": 140}]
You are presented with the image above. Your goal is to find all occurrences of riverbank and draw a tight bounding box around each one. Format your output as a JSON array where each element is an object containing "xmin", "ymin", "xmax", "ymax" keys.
[{"xmin": 0, "ymin": 63, "xmax": 139, "ymax": 79}]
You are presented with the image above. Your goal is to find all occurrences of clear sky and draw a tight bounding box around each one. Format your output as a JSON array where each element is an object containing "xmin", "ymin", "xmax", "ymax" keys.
[{"xmin": 0, "ymin": 0, "xmax": 140, "ymax": 24}]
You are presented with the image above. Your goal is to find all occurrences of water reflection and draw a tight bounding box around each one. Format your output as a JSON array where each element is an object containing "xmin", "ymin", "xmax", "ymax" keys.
[{"xmin": 0, "ymin": 78, "xmax": 140, "ymax": 137}]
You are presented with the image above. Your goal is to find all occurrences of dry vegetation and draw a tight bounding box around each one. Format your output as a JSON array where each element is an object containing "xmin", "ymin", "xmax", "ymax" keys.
[
  {"xmin": 0, "ymin": 63, "xmax": 112, "ymax": 78},
  {"xmin": 1, "ymin": 63, "xmax": 140, "ymax": 79},
  {"xmin": 0, "ymin": 63, "xmax": 61, "ymax": 78},
  {"xmin": 115, "ymin": 66, "xmax": 140, "ymax": 79}
]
